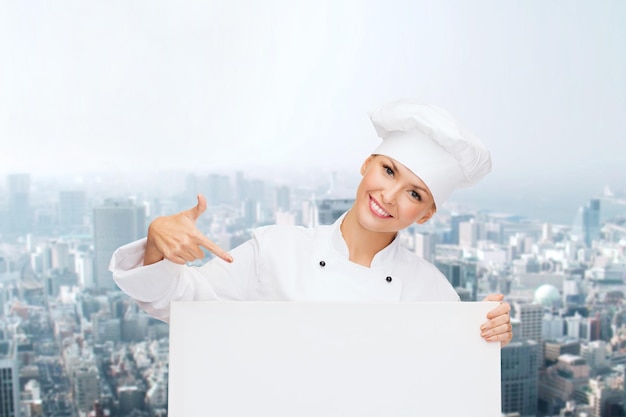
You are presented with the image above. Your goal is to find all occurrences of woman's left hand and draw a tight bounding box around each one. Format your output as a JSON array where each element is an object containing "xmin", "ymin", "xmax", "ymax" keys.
[{"xmin": 481, "ymin": 294, "xmax": 512, "ymax": 347}]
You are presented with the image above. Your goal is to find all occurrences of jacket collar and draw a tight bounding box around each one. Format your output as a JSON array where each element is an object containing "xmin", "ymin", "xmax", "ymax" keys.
[{"xmin": 330, "ymin": 210, "xmax": 401, "ymax": 268}]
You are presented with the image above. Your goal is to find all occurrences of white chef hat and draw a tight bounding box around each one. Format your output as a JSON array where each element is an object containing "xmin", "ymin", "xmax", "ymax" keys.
[{"xmin": 369, "ymin": 99, "xmax": 492, "ymax": 209}]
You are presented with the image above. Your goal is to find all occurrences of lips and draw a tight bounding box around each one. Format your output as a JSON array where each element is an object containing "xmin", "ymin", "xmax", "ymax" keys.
[{"xmin": 369, "ymin": 196, "xmax": 392, "ymax": 218}]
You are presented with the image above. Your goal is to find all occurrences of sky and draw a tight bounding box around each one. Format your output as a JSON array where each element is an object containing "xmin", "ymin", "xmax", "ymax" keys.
[{"xmin": 1, "ymin": 0, "xmax": 625, "ymax": 213}]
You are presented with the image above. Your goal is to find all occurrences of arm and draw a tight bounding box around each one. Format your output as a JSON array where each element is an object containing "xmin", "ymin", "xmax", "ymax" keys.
[{"xmin": 109, "ymin": 195, "xmax": 255, "ymax": 322}]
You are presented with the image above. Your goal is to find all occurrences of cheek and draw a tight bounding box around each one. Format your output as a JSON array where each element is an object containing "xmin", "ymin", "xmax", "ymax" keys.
[{"xmin": 401, "ymin": 203, "xmax": 429, "ymax": 221}]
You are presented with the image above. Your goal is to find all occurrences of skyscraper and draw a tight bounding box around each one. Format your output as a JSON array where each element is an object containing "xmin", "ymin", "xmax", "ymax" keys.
[
  {"xmin": 435, "ymin": 259, "xmax": 478, "ymax": 300},
  {"xmin": 58, "ymin": 190, "xmax": 87, "ymax": 232},
  {"xmin": 315, "ymin": 199, "xmax": 354, "ymax": 225},
  {"xmin": 275, "ymin": 186, "xmax": 291, "ymax": 212},
  {"xmin": 501, "ymin": 340, "xmax": 539, "ymax": 416},
  {"xmin": 513, "ymin": 302, "xmax": 545, "ymax": 368},
  {"xmin": 0, "ymin": 340, "xmax": 19, "ymax": 417},
  {"xmin": 414, "ymin": 232, "xmax": 437, "ymax": 263},
  {"xmin": 583, "ymin": 199, "xmax": 601, "ymax": 247},
  {"xmin": 7, "ymin": 173, "xmax": 31, "ymax": 236},
  {"xmin": 93, "ymin": 199, "xmax": 146, "ymax": 291},
  {"xmin": 449, "ymin": 214, "xmax": 474, "ymax": 245}
]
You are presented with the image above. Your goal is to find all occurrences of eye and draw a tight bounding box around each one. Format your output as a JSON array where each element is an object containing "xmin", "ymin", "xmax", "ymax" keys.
[
  {"xmin": 410, "ymin": 190, "xmax": 422, "ymax": 201},
  {"xmin": 383, "ymin": 164, "xmax": 394, "ymax": 176}
]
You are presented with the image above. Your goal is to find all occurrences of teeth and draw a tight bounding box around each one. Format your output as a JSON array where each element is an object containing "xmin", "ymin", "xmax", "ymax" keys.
[{"xmin": 370, "ymin": 199, "xmax": 390, "ymax": 217}]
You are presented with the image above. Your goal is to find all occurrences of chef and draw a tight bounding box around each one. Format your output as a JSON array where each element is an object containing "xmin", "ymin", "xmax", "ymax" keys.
[{"xmin": 110, "ymin": 98, "xmax": 512, "ymax": 346}]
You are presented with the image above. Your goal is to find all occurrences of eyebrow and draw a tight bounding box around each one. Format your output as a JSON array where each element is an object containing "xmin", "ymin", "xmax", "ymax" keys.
[{"xmin": 387, "ymin": 159, "xmax": 432, "ymax": 195}]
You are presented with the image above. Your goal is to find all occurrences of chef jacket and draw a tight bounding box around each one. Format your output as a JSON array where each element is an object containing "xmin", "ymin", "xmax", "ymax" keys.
[{"xmin": 110, "ymin": 212, "xmax": 459, "ymax": 322}]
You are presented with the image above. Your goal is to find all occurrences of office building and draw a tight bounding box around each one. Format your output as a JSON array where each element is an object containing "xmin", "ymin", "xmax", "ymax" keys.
[
  {"xmin": 501, "ymin": 340, "xmax": 539, "ymax": 417},
  {"xmin": 92, "ymin": 313, "xmax": 121, "ymax": 343},
  {"xmin": 538, "ymin": 354, "xmax": 590, "ymax": 414},
  {"xmin": 435, "ymin": 259, "xmax": 478, "ymax": 300},
  {"xmin": 0, "ymin": 340, "xmax": 19, "ymax": 417},
  {"xmin": 582, "ymin": 199, "xmax": 601, "ymax": 247},
  {"xmin": 585, "ymin": 373, "xmax": 625, "ymax": 417},
  {"xmin": 315, "ymin": 199, "xmax": 354, "ymax": 225},
  {"xmin": 449, "ymin": 213, "xmax": 474, "ymax": 245},
  {"xmin": 459, "ymin": 220, "xmax": 479, "ymax": 248},
  {"xmin": 514, "ymin": 302, "xmax": 544, "ymax": 343},
  {"xmin": 542, "ymin": 315, "xmax": 566, "ymax": 340},
  {"xmin": 6, "ymin": 173, "xmax": 31, "ymax": 236},
  {"xmin": 513, "ymin": 302, "xmax": 544, "ymax": 367},
  {"xmin": 118, "ymin": 386, "xmax": 146, "ymax": 415},
  {"xmin": 544, "ymin": 339, "xmax": 580, "ymax": 366},
  {"xmin": 74, "ymin": 365, "xmax": 100, "ymax": 413},
  {"xmin": 275, "ymin": 185, "xmax": 291, "ymax": 212},
  {"xmin": 93, "ymin": 199, "xmax": 146, "ymax": 291},
  {"xmin": 205, "ymin": 174, "xmax": 232, "ymax": 206},
  {"xmin": 58, "ymin": 190, "xmax": 87, "ymax": 232},
  {"xmin": 414, "ymin": 232, "xmax": 437, "ymax": 263}
]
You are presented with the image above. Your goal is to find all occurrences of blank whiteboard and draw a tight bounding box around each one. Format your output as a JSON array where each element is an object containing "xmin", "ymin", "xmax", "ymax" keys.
[{"xmin": 168, "ymin": 301, "xmax": 501, "ymax": 416}]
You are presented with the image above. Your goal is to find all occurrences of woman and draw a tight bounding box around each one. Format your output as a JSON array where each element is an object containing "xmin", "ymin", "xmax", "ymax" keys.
[{"xmin": 110, "ymin": 99, "xmax": 512, "ymax": 346}]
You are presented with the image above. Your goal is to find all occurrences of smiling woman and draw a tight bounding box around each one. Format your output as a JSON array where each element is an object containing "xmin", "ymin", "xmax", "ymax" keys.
[{"xmin": 109, "ymin": 98, "xmax": 513, "ymax": 349}]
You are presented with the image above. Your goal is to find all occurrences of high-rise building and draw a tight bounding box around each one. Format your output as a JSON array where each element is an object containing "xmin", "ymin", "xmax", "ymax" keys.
[
  {"xmin": 315, "ymin": 199, "xmax": 354, "ymax": 226},
  {"xmin": 93, "ymin": 199, "xmax": 146, "ymax": 291},
  {"xmin": 501, "ymin": 340, "xmax": 539, "ymax": 417},
  {"xmin": 50, "ymin": 240, "xmax": 72, "ymax": 271},
  {"xmin": 118, "ymin": 386, "xmax": 146, "ymax": 415},
  {"xmin": 58, "ymin": 190, "xmax": 87, "ymax": 232},
  {"xmin": 435, "ymin": 259, "xmax": 478, "ymax": 300},
  {"xmin": 242, "ymin": 199, "xmax": 260, "ymax": 227},
  {"xmin": 205, "ymin": 174, "xmax": 232, "ymax": 206},
  {"xmin": 584, "ymin": 371, "xmax": 625, "ymax": 416},
  {"xmin": 74, "ymin": 365, "xmax": 100, "ymax": 413},
  {"xmin": 543, "ymin": 339, "xmax": 580, "ymax": 366},
  {"xmin": 514, "ymin": 302, "xmax": 544, "ymax": 343},
  {"xmin": 0, "ymin": 340, "xmax": 19, "ymax": 417},
  {"xmin": 538, "ymin": 354, "xmax": 590, "ymax": 414},
  {"xmin": 414, "ymin": 232, "xmax": 437, "ymax": 263},
  {"xmin": 582, "ymin": 199, "xmax": 601, "ymax": 247},
  {"xmin": 92, "ymin": 313, "xmax": 121, "ymax": 343},
  {"xmin": 276, "ymin": 186, "xmax": 291, "ymax": 212},
  {"xmin": 513, "ymin": 302, "xmax": 545, "ymax": 367},
  {"xmin": 7, "ymin": 173, "xmax": 31, "ymax": 235},
  {"xmin": 459, "ymin": 220, "xmax": 479, "ymax": 248},
  {"xmin": 449, "ymin": 214, "xmax": 474, "ymax": 245}
]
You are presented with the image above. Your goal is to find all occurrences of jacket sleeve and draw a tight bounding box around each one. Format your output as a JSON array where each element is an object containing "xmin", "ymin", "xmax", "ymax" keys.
[{"xmin": 109, "ymin": 236, "xmax": 259, "ymax": 323}]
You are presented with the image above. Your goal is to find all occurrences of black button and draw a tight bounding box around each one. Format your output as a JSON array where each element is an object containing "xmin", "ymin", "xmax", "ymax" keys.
[
  {"xmin": 319, "ymin": 261, "xmax": 326, "ymax": 267},
  {"xmin": 386, "ymin": 276, "xmax": 392, "ymax": 282}
]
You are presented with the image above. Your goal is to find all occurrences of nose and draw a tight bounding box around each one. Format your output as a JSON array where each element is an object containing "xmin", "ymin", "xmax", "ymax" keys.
[{"xmin": 381, "ymin": 185, "xmax": 400, "ymax": 205}]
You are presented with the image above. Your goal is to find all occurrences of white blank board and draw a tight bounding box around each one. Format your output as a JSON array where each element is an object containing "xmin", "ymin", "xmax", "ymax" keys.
[{"xmin": 169, "ymin": 301, "xmax": 501, "ymax": 416}]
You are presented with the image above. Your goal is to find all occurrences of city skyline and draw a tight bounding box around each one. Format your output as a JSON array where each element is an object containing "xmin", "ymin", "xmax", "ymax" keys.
[
  {"xmin": 0, "ymin": 165, "xmax": 624, "ymax": 228},
  {"xmin": 1, "ymin": 161, "xmax": 625, "ymax": 416}
]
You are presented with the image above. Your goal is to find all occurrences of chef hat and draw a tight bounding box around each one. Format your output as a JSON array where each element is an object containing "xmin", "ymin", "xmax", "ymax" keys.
[{"xmin": 369, "ymin": 99, "xmax": 492, "ymax": 209}]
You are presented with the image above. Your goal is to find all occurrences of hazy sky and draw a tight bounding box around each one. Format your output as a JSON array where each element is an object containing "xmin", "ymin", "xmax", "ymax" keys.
[{"xmin": 1, "ymin": 1, "xmax": 625, "ymax": 196}]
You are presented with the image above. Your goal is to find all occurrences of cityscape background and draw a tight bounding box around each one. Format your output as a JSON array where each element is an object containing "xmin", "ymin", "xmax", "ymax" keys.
[
  {"xmin": 1, "ymin": 1, "xmax": 625, "ymax": 416},
  {"xmin": 1, "ymin": 169, "xmax": 626, "ymax": 417}
]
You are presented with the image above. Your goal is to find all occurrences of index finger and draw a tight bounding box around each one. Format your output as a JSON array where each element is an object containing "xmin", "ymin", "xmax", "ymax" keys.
[
  {"xmin": 195, "ymin": 232, "xmax": 234, "ymax": 263},
  {"xmin": 486, "ymin": 302, "xmax": 510, "ymax": 319}
]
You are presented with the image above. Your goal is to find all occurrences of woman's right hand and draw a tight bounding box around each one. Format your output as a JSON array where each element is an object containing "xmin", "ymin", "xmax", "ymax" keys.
[{"xmin": 143, "ymin": 194, "xmax": 234, "ymax": 266}]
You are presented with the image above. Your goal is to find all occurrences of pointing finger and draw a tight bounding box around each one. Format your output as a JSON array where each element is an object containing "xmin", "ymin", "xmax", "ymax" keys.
[{"xmin": 196, "ymin": 233, "xmax": 234, "ymax": 263}]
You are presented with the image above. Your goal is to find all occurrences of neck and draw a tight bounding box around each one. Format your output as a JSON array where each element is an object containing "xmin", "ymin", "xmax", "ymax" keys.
[{"xmin": 340, "ymin": 209, "xmax": 397, "ymax": 268}]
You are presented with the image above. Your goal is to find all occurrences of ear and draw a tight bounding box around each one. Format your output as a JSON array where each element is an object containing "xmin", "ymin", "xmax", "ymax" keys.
[
  {"xmin": 415, "ymin": 206, "xmax": 436, "ymax": 225},
  {"xmin": 360, "ymin": 155, "xmax": 375, "ymax": 176}
]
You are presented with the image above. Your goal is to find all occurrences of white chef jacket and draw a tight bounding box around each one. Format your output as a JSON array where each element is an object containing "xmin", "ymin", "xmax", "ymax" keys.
[{"xmin": 110, "ymin": 212, "xmax": 459, "ymax": 322}]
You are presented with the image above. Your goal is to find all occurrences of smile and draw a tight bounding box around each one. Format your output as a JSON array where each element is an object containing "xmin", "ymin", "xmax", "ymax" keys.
[{"xmin": 369, "ymin": 197, "xmax": 392, "ymax": 218}]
